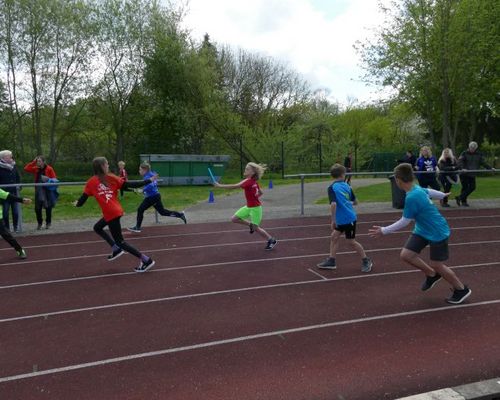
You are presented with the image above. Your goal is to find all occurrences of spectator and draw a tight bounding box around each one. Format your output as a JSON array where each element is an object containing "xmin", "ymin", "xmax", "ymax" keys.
[
  {"xmin": 118, "ymin": 160, "xmax": 128, "ymax": 198},
  {"xmin": 398, "ymin": 150, "xmax": 417, "ymax": 167},
  {"xmin": 24, "ymin": 156, "xmax": 57, "ymax": 229},
  {"xmin": 437, "ymin": 148, "xmax": 459, "ymax": 208},
  {"xmin": 456, "ymin": 141, "xmax": 495, "ymax": 207},
  {"xmin": 0, "ymin": 150, "xmax": 21, "ymax": 232},
  {"xmin": 343, "ymin": 152, "xmax": 353, "ymax": 184},
  {"xmin": 415, "ymin": 146, "xmax": 440, "ymax": 190}
]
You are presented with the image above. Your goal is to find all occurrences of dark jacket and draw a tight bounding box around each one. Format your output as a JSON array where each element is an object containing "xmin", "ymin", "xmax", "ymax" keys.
[
  {"xmin": 0, "ymin": 165, "xmax": 21, "ymax": 194},
  {"xmin": 438, "ymin": 157, "xmax": 459, "ymax": 183},
  {"xmin": 457, "ymin": 150, "xmax": 491, "ymax": 176}
]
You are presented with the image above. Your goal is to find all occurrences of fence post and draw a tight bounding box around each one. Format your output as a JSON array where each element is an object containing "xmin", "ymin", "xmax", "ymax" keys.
[{"xmin": 300, "ymin": 174, "xmax": 305, "ymax": 216}]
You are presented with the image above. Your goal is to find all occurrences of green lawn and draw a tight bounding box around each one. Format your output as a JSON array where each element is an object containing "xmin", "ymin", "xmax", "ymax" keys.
[{"xmin": 316, "ymin": 176, "xmax": 500, "ymax": 204}]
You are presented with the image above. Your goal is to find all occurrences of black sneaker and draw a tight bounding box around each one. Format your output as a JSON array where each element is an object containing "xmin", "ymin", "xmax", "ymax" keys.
[
  {"xmin": 108, "ymin": 248, "xmax": 125, "ymax": 261},
  {"xmin": 179, "ymin": 212, "xmax": 187, "ymax": 224},
  {"xmin": 455, "ymin": 196, "xmax": 461, "ymax": 206},
  {"xmin": 134, "ymin": 258, "xmax": 155, "ymax": 273},
  {"xmin": 446, "ymin": 286, "xmax": 471, "ymax": 304},
  {"xmin": 421, "ymin": 273, "xmax": 442, "ymax": 291},
  {"xmin": 462, "ymin": 202, "xmax": 470, "ymax": 207},
  {"xmin": 45, "ymin": 223, "xmax": 51, "ymax": 230},
  {"xmin": 265, "ymin": 238, "xmax": 277, "ymax": 250},
  {"xmin": 127, "ymin": 226, "xmax": 141, "ymax": 233},
  {"xmin": 249, "ymin": 223, "xmax": 255, "ymax": 234},
  {"xmin": 37, "ymin": 224, "xmax": 43, "ymax": 230},
  {"xmin": 361, "ymin": 258, "xmax": 373, "ymax": 273},
  {"xmin": 317, "ymin": 257, "xmax": 336, "ymax": 270}
]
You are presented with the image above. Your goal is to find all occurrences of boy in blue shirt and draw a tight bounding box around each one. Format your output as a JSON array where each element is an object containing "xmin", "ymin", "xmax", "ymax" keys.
[
  {"xmin": 128, "ymin": 163, "xmax": 186, "ymax": 233},
  {"xmin": 317, "ymin": 164, "xmax": 373, "ymax": 272},
  {"xmin": 369, "ymin": 163, "xmax": 471, "ymax": 304}
]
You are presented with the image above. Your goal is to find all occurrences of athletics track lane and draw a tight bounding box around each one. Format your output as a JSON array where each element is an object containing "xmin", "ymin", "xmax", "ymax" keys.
[{"xmin": 0, "ymin": 209, "xmax": 499, "ymax": 399}]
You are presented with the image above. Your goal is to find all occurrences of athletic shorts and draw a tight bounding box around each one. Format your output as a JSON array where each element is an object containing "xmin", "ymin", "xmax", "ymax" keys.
[
  {"xmin": 335, "ymin": 221, "xmax": 356, "ymax": 239},
  {"xmin": 234, "ymin": 205, "xmax": 263, "ymax": 225},
  {"xmin": 404, "ymin": 233, "xmax": 449, "ymax": 261}
]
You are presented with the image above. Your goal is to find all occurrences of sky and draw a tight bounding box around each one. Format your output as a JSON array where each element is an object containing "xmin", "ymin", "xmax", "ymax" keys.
[{"xmin": 181, "ymin": 0, "xmax": 393, "ymax": 105}]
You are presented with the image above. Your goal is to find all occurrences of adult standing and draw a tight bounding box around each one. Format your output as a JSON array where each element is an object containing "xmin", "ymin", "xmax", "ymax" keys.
[
  {"xmin": 0, "ymin": 150, "xmax": 21, "ymax": 231},
  {"xmin": 24, "ymin": 156, "xmax": 57, "ymax": 229},
  {"xmin": 398, "ymin": 150, "xmax": 417, "ymax": 167},
  {"xmin": 343, "ymin": 152, "xmax": 353, "ymax": 184},
  {"xmin": 456, "ymin": 141, "xmax": 494, "ymax": 207},
  {"xmin": 437, "ymin": 148, "xmax": 459, "ymax": 207},
  {"xmin": 415, "ymin": 146, "xmax": 440, "ymax": 190}
]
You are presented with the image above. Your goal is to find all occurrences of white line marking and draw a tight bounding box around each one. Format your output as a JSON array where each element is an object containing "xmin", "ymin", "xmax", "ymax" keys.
[
  {"xmin": 308, "ymin": 268, "xmax": 328, "ymax": 280},
  {"xmin": 2, "ymin": 213, "xmax": 499, "ymax": 252},
  {"xmin": 1, "ymin": 239, "xmax": 500, "ymax": 290},
  {"xmin": 1, "ymin": 298, "xmax": 499, "ymax": 383},
  {"xmin": 2, "ymin": 225, "xmax": 500, "ymax": 269},
  {"xmin": 1, "ymin": 261, "xmax": 498, "ymax": 324}
]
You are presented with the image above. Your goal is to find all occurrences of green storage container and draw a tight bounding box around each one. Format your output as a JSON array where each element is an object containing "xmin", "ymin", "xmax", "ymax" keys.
[{"xmin": 139, "ymin": 154, "xmax": 230, "ymax": 185}]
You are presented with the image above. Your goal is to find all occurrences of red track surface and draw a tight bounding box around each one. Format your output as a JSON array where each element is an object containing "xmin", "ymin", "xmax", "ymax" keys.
[{"xmin": 1, "ymin": 208, "xmax": 499, "ymax": 399}]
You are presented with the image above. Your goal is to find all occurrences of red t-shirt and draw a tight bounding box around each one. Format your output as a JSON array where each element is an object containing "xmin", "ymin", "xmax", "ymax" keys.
[
  {"xmin": 240, "ymin": 178, "xmax": 261, "ymax": 207},
  {"xmin": 119, "ymin": 168, "xmax": 128, "ymax": 181},
  {"xmin": 84, "ymin": 174, "xmax": 124, "ymax": 222}
]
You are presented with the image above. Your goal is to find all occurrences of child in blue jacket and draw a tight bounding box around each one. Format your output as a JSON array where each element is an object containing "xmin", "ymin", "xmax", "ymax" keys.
[{"xmin": 128, "ymin": 163, "xmax": 186, "ymax": 233}]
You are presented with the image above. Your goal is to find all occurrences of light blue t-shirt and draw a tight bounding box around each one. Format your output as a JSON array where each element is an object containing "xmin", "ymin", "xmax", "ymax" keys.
[
  {"xmin": 403, "ymin": 185, "xmax": 450, "ymax": 242},
  {"xmin": 327, "ymin": 181, "xmax": 357, "ymax": 225}
]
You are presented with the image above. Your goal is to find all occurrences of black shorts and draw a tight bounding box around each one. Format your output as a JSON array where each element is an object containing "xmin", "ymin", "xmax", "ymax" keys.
[
  {"xmin": 335, "ymin": 221, "xmax": 356, "ymax": 239},
  {"xmin": 404, "ymin": 234, "xmax": 449, "ymax": 261}
]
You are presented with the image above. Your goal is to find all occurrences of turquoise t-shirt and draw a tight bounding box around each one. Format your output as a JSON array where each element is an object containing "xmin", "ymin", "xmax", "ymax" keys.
[
  {"xmin": 403, "ymin": 185, "xmax": 450, "ymax": 242},
  {"xmin": 327, "ymin": 181, "xmax": 357, "ymax": 225}
]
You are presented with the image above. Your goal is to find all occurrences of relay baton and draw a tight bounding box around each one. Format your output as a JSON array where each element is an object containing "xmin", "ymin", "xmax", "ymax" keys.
[{"xmin": 208, "ymin": 167, "xmax": 217, "ymax": 183}]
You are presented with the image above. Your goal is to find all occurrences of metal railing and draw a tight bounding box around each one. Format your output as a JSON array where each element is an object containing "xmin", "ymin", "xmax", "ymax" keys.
[
  {"xmin": 284, "ymin": 169, "xmax": 498, "ymax": 215},
  {"xmin": 0, "ymin": 179, "xmax": 162, "ymax": 232}
]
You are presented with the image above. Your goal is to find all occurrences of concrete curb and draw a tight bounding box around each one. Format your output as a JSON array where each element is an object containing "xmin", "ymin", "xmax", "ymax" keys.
[{"xmin": 397, "ymin": 378, "xmax": 500, "ymax": 399}]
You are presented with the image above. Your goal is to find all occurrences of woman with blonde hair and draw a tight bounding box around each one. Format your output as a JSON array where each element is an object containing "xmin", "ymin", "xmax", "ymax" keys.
[
  {"xmin": 213, "ymin": 162, "xmax": 277, "ymax": 250},
  {"xmin": 415, "ymin": 146, "xmax": 440, "ymax": 190},
  {"xmin": 438, "ymin": 148, "xmax": 459, "ymax": 207}
]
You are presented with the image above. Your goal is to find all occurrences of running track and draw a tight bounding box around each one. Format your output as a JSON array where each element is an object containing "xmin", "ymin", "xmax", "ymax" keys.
[{"xmin": 0, "ymin": 209, "xmax": 499, "ymax": 399}]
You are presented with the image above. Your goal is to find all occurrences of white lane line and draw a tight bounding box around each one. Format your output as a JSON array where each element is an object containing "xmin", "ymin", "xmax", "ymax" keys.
[
  {"xmin": 1, "ymin": 298, "xmax": 499, "ymax": 384},
  {"xmin": 1, "ymin": 239, "xmax": 500, "ymax": 290},
  {"xmin": 308, "ymin": 269, "xmax": 328, "ymax": 280},
  {"xmin": 2, "ymin": 225, "xmax": 500, "ymax": 269},
  {"xmin": 1, "ymin": 260, "xmax": 498, "ymax": 324},
  {"xmin": 1, "ymin": 213, "xmax": 499, "ymax": 252}
]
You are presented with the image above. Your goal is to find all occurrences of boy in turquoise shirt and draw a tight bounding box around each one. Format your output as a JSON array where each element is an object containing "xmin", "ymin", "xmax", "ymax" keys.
[
  {"xmin": 0, "ymin": 188, "xmax": 31, "ymax": 259},
  {"xmin": 369, "ymin": 163, "xmax": 471, "ymax": 304}
]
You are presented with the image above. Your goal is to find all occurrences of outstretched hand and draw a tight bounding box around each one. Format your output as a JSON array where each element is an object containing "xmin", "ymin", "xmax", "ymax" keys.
[
  {"xmin": 368, "ymin": 226, "xmax": 383, "ymax": 238},
  {"xmin": 213, "ymin": 182, "xmax": 221, "ymax": 188},
  {"xmin": 22, "ymin": 198, "xmax": 32, "ymax": 205},
  {"xmin": 443, "ymin": 192, "xmax": 451, "ymax": 197},
  {"xmin": 72, "ymin": 200, "xmax": 78, "ymax": 207}
]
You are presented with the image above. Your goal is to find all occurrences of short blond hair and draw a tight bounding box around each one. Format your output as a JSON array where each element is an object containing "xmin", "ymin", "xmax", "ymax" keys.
[
  {"xmin": 246, "ymin": 162, "xmax": 267, "ymax": 180},
  {"xmin": 0, "ymin": 150, "xmax": 13, "ymax": 160},
  {"xmin": 118, "ymin": 161, "xmax": 126, "ymax": 167}
]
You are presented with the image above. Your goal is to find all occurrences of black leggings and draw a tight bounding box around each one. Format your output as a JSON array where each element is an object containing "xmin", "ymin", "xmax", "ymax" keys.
[
  {"xmin": 136, "ymin": 194, "xmax": 182, "ymax": 228},
  {"xmin": 35, "ymin": 202, "xmax": 52, "ymax": 225},
  {"xmin": 93, "ymin": 217, "xmax": 142, "ymax": 258},
  {"xmin": 0, "ymin": 220, "xmax": 22, "ymax": 252}
]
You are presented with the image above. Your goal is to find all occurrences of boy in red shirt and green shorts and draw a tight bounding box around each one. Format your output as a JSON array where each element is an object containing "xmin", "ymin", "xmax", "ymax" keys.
[{"xmin": 214, "ymin": 162, "xmax": 277, "ymax": 250}]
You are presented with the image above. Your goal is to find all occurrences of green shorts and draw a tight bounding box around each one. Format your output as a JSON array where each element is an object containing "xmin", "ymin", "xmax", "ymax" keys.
[{"xmin": 234, "ymin": 206, "xmax": 263, "ymax": 225}]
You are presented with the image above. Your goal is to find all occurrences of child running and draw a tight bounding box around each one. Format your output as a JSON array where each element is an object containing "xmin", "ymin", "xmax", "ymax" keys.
[
  {"xmin": 0, "ymin": 188, "xmax": 30, "ymax": 259},
  {"xmin": 74, "ymin": 157, "xmax": 156, "ymax": 272},
  {"xmin": 369, "ymin": 163, "xmax": 471, "ymax": 304},
  {"xmin": 128, "ymin": 162, "xmax": 186, "ymax": 233},
  {"xmin": 317, "ymin": 164, "xmax": 373, "ymax": 272},
  {"xmin": 213, "ymin": 162, "xmax": 277, "ymax": 250}
]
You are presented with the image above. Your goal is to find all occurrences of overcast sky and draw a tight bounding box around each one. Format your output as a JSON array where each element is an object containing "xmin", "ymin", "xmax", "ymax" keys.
[{"xmin": 181, "ymin": 0, "xmax": 392, "ymax": 105}]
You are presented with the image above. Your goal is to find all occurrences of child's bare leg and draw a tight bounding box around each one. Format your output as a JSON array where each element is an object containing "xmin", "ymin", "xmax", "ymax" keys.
[
  {"xmin": 329, "ymin": 230, "xmax": 342, "ymax": 258},
  {"xmin": 430, "ymin": 261, "xmax": 465, "ymax": 290},
  {"xmin": 254, "ymin": 225, "xmax": 272, "ymax": 240},
  {"xmin": 400, "ymin": 248, "xmax": 436, "ymax": 276},
  {"xmin": 231, "ymin": 215, "xmax": 250, "ymax": 226},
  {"xmin": 346, "ymin": 239, "xmax": 367, "ymax": 259}
]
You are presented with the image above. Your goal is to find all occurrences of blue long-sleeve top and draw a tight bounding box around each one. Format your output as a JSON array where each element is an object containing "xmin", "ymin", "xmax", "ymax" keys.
[
  {"xmin": 142, "ymin": 171, "xmax": 159, "ymax": 197},
  {"xmin": 415, "ymin": 156, "xmax": 438, "ymax": 172}
]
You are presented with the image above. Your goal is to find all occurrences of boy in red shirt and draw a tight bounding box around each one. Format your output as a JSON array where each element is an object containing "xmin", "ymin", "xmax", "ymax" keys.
[
  {"xmin": 74, "ymin": 157, "xmax": 156, "ymax": 272},
  {"xmin": 214, "ymin": 162, "xmax": 277, "ymax": 250}
]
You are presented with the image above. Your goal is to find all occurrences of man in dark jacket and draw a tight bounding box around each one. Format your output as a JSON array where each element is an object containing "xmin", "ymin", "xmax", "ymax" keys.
[
  {"xmin": 0, "ymin": 150, "xmax": 21, "ymax": 232},
  {"xmin": 456, "ymin": 142, "xmax": 495, "ymax": 206}
]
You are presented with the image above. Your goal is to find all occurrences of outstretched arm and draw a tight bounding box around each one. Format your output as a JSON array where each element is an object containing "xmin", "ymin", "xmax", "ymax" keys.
[
  {"xmin": 426, "ymin": 188, "xmax": 449, "ymax": 200},
  {"xmin": 369, "ymin": 217, "xmax": 412, "ymax": 237},
  {"xmin": 74, "ymin": 193, "xmax": 89, "ymax": 207},
  {"xmin": 213, "ymin": 179, "xmax": 246, "ymax": 190}
]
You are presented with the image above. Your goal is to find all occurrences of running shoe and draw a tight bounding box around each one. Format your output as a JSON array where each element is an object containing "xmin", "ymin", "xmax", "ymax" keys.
[
  {"xmin": 17, "ymin": 249, "xmax": 27, "ymax": 259},
  {"xmin": 421, "ymin": 273, "xmax": 442, "ymax": 291},
  {"xmin": 461, "ymin": 202, "xmax": 470, "ymax": 207},
  {"xmin": 317, "ymin": 257, "xmax": 336, "ymax": 270},
  {"xmin": 455, "ymin": 196, "xmax": 461, "ymax": 206},
  {"xmin": 361, "ymin": 258, "xmax": 373, "ymax": 273},
  {"xmin": 265, "ymin": 238, "xmax": 278, "ymax": 250},
  {"xmin": 134, "ymin": 258, "xmax": 155, "ymax": 273},
  {"xmin": 249, "ymin": 223, "xmax": 255, "ymax": 234},
  {"xmin": 127, "ymin": 226, "xmax": 142, "ymax": 233},
  {"xmin": 179, "ymin": 212, "xmax": 187, "ymax": 224},
  {"xmin": 446, "ymin": 286, "xmax": 471, "ymax": 304},
  {"xmin": 108, "ymin": 248, "xmax": 125, "ymax": 261}
]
